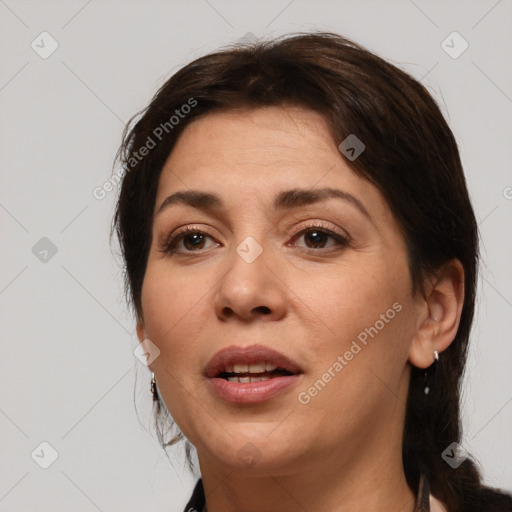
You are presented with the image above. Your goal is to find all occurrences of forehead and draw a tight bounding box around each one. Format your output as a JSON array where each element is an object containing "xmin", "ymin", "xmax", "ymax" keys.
[
  {"xmin": 169, "ymin": 107, "xmax": 335, "ymax": 169},
  {"xmin": 156, "ymin": 106, "xmax": 376, "ymax": 204}
]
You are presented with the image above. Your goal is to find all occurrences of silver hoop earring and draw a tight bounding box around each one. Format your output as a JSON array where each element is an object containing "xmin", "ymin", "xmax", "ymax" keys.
[{"xmin": 423, "ymin": 350, "xmax": 439, "ymax": 395}]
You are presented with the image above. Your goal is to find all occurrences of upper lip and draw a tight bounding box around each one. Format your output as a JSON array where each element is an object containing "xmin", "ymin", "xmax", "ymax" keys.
[{"xmin": 204, "ymin": 344, "xmax": 303, "ymax": 378}]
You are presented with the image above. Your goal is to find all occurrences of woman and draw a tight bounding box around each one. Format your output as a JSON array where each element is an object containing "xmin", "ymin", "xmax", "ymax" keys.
[{"xmin": 111, "ymin": 32, "xmax": 512, "ymax": 512}]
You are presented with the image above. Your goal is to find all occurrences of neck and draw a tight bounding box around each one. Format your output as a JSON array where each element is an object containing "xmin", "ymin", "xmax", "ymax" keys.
[{"xmin": 198, "ymin": 429, "xmax": 416, "ymax": 512}]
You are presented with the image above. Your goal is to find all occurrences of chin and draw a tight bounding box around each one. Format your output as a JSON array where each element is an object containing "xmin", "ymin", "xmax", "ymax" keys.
[{"xmin": 203, "ymin": 435, "xmax": 302, "ymax": 473}]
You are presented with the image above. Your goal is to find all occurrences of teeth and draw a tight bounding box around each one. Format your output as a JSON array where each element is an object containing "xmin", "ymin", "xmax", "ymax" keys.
[
  {"xmin": 227, "ymin": 376, "xmax": 272, "ymax": 383},
  {"xmin": 228, "ymin": 362, "xmax": 279, "ymax": 374},
  {"xmin": 248, "ymin": 363, "xmax": 265, "ymax": 373}
]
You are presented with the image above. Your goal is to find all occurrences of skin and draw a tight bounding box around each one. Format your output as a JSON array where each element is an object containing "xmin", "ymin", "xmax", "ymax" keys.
[{"xmin": 136, "ymin": 106, "xmax": 464, "ymax": 512}]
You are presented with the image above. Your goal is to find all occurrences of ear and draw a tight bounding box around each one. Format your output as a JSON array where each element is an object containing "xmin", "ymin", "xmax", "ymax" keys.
[
  {"xmin": 408, "ymin": 259, "xmax": 465, "ymax": 369},
  {"xmin": 135, "ymin": 316, "xmax": 157, "ymax": 372},
  {"xmin": 136, "ymin": 316, "xmax": 146, "ymax": 343}
]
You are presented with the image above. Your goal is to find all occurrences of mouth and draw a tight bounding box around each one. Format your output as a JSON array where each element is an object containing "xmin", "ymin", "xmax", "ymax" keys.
[
  {"xmin": 204, "ymin": 344, "xmax": 304, "ymax": 404},
  {"xmin": 216, "ymin": 364, "xmax": 296, "ymax": 382}
]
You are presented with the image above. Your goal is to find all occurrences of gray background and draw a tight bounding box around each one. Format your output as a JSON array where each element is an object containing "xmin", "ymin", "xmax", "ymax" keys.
[{"xmin": 1, "ymin": 0, "xmax": 511, "ymax": 510}]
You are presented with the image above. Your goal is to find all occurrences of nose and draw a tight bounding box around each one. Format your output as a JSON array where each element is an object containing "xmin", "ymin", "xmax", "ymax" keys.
[{"xmin": 214, "ymin": 240, "xmax": 287, "ymax": 322}]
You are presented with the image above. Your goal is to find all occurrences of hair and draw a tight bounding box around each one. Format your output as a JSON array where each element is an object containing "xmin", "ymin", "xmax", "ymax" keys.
[{"xmin": 111, "ymin": 32, "xmax": 512, "ymax": 511}]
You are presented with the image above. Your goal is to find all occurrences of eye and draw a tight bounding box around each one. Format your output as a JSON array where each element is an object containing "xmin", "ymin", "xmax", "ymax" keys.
[
  {"xmin": 159, "ymin": 226, "xmax": 218, "ymax": 255},
  {"xmin": 158, "ymin": 222, "xmax": 350, "ymax": 256},
  {"xmin": 288, "ymin": 222, "xmax": 350, "ymax": 251}
]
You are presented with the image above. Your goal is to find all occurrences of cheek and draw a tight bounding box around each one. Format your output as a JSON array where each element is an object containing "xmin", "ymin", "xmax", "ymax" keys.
[
  {"xmin": 293, "ymin": 256, "xmax": 414, "ymax": 387},
  {"xmin": 140, "ymin": 268, "xmax": 210, "ymax": 434},
  {"xmin": 291, "ymin": 258, "xmax": 406, "ymax": 336},
  {"xmin": 140, "ymin": 267, "xmax": 209, "ymax": 368}
]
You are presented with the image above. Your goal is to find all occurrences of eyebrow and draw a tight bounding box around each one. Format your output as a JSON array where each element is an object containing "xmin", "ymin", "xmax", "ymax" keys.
[{"xmin": 155, "ymin": 187, "xmax": 372, "ymax": 221}]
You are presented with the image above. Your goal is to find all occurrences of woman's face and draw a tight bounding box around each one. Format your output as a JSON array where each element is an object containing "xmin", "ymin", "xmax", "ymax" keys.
[{"xmin": 137, "ymin": 106, "xmax": 423, "ymax": 475}]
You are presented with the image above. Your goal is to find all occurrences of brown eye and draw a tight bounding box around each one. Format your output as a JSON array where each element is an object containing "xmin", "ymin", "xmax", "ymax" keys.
[
  {"xmin": 159, "ymin": 227, "xmax": 217, "ymax": 255},
  {"xmin": 292, "ymin": 227, "xmax": 349, "ymax": 251},
  {"xmin": 303, "ymin": 229, "xmax": 330, "ymax": 249},
  {"xmin": 180, "ymin": 232, "xmax": 207, "ymax": 251}
]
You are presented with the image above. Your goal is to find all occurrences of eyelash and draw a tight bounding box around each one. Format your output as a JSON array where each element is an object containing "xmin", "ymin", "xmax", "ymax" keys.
[{"xmin": 158, "ymin": 221, "xmax": 350, "ymax": 256}]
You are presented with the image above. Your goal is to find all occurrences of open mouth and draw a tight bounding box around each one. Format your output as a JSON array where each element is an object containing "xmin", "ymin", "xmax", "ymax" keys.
[
  {"xmin": 205, "ymin": 347, "xmax": 303, "ymax": 403},
  {"xmin": 216, "ymin": 367, "xmax": 295, "ymax": 383}
]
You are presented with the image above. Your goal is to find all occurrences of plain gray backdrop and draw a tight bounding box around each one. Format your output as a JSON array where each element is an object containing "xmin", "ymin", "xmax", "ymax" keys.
[{"xmin": 1, "ymin": 0, "xmax": 511, "ymax": 510}]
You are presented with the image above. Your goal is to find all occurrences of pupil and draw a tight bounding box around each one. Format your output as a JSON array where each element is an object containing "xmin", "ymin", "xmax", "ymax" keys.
[
  {"xmin": 185, "ymin": 233, "xmax": 204, "ymax": 250},
  {"xmin": 307, "ymin": 231, "xmax": 325, "ymax": 248}
]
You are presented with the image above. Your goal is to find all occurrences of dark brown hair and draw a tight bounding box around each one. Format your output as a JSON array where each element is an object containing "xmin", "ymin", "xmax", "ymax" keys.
[{"xmin": 111, "ymin": 32, "xmax": 512, "ymax": 511}]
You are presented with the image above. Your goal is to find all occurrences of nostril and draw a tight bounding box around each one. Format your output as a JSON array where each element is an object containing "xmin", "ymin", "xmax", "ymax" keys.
[
  {"xmin": 223, "ymin": 308, "xmax": 232, "ymax": 317},
  {"xmin": 254, "ymin": 306, "xmax": 271, "ymax": 314}
]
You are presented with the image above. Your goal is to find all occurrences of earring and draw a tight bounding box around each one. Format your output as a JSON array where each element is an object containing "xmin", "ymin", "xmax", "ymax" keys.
[
  {"xmin": 423, "ymin": 350, "xmax": 439, "ymax": 395},
  {"xmin": 151, "ymin": 372, "xmax": 158, "ymax": 401}
]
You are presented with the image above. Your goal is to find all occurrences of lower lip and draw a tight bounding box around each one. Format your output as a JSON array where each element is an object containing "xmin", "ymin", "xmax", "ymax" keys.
[{"xmin": 208, "ymin": 374, "xmax": 303, "ymax": 404}]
